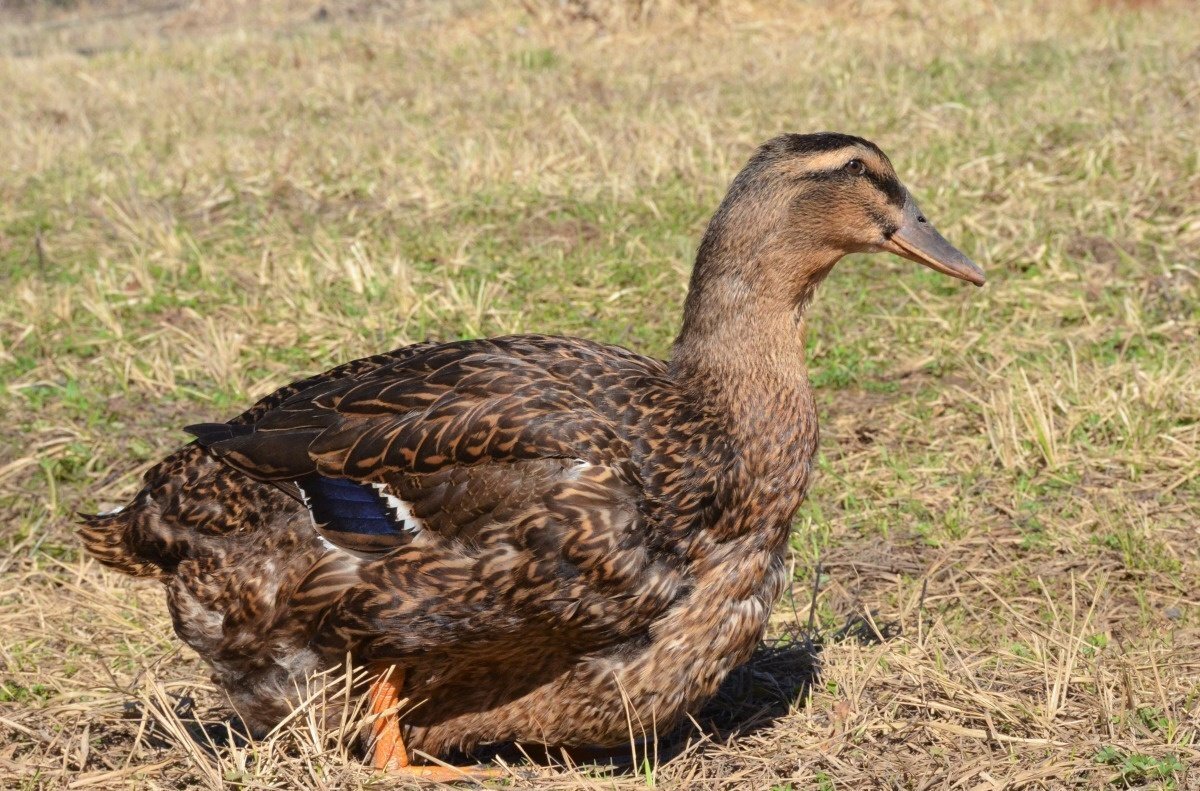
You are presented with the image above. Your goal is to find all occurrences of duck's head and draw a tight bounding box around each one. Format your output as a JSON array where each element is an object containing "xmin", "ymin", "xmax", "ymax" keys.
[{"xmin": 686, "ymin": 132, "xmax": 984, "ymax": 323}]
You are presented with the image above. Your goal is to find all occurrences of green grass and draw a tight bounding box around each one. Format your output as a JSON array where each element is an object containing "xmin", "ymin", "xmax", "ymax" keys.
[{"xmin": 0, "ymin": 0, "xmax": 1198, "ymax": 788}]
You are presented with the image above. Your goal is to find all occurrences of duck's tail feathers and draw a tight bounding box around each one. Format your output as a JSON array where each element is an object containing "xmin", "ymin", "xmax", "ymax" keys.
[
  {"xmin": 77, "ymin": 505, "xmax": 164, "ymax": 580},
  {"xmin": 184, "ymin": 422, "xmax": 253, "ymax": 446}
]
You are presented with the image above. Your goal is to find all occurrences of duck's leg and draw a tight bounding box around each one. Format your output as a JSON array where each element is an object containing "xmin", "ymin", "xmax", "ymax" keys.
[
  {"xmin": 367, "ymin": 664, "xmax": 408, "ymax": 771},
  {"xmin": 366, "ymin": 664, "xmax": 506, "ymax": 782}
]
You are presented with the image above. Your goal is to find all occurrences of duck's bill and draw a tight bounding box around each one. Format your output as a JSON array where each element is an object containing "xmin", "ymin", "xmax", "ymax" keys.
[{"xmin": 881, "ymin": 196, "xmax": 985, "ymax": 287}]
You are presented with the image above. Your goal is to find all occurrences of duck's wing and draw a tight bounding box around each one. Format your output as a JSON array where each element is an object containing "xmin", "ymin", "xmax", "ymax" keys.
[
  {"xmin": 200, "ymin": 337, "xmax": 638, "ymax": 481},
  {"xmin": 188, "ymin": 336, "xmax": 686, "ymax": 659}
]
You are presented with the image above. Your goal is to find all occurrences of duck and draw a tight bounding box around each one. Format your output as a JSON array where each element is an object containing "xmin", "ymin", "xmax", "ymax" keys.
[{"xmin": 80, "ymin": 132, "xmax": 984, "ymax": 781}]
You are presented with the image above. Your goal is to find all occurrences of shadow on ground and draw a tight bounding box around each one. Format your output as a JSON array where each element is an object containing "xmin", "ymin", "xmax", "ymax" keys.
[{"xmin": 472, "ymin": 612, "xmax": 900, "ymax": 772}]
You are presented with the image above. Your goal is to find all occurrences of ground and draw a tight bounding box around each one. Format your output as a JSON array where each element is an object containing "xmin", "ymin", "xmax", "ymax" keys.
[{"xmin": 0, "ymin": 0, "xmax": 1197, "ymax": 788}]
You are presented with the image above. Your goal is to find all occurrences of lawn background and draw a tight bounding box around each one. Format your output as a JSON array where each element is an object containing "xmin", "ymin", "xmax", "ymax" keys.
[{"xmin": 0, "ymin": 0, "xmax": 1197, "ymax": 788}]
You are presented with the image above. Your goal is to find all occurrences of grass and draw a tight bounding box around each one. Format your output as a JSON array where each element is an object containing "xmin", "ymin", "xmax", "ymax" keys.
[{"xmin": 1, "ymin": 0, "xmax": 1198, "ymax": 787}]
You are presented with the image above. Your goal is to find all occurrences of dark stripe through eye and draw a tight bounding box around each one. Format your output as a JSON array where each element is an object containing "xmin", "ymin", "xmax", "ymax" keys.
[{"xmin": 798, "ymin": 167, "xmax": 904, "ymax": 207}]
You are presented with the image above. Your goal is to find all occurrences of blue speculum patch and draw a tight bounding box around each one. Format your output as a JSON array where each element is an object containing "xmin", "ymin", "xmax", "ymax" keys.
[{"xmin": 296, "ymin": 476, "xmax": 407, "ymax": 536}]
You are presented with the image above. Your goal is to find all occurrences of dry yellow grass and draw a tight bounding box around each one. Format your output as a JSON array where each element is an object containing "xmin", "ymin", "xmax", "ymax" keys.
[{"xmin": 1, "ymin": 0, "xmax": 1197, "ymax": 788}]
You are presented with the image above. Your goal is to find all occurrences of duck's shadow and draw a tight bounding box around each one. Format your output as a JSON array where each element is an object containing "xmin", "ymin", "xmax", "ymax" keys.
[
  {"xmin": 472, "ymin": 612, "xmax": 899, "ymax": 771},
  {"xmin": 465, "ymin": 634, "xmax": 820, "ymax": 769}
]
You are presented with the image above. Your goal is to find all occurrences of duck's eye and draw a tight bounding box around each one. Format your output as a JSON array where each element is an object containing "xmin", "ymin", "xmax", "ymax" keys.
[{"xmin": 844, "ymin": 159, "xmax": 866, "ymax": 175}]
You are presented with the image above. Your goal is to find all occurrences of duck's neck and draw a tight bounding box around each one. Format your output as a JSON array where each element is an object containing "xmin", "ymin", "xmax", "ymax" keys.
[
  {"xmin": 660, "ymin": 247, "xmax": 836, "ymax": 552},
  {"xmin": 667, "ymin": 246, "xmax": 838, "ymax": 441}
]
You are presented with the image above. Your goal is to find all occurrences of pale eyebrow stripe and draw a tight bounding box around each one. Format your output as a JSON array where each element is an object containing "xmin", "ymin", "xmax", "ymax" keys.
[
  {"xmin": 800, "ymin": 148, "xmax": 888, "ymax": 174},
  {"xmin": 800, "ymin": 149, "xmax": 860, "ymax": 171}
]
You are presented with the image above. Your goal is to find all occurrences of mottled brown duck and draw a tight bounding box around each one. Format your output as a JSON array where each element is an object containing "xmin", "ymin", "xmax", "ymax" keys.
[{"xmin": 81, "ymin": 132, "xmax": 983, "ymax": 780}]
